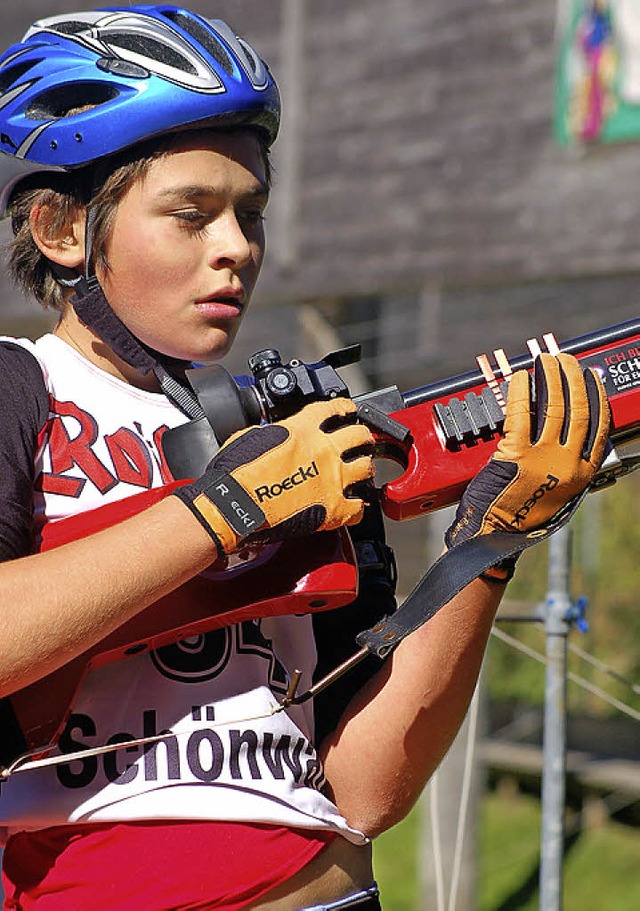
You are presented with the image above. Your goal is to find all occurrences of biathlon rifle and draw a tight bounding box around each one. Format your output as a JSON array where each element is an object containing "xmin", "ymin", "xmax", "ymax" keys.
[{"xmin": 2, "ymin": 317, "xmax": 639, "ymax": 772}]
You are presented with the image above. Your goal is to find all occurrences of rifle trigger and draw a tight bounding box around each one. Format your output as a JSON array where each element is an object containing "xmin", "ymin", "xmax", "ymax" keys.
[{"xmin": 356, "ymin": 402, "xmax": 410, "ymax": 442}]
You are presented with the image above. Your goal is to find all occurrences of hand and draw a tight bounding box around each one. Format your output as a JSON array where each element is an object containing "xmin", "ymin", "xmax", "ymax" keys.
[
  {"xmin": 173, "ymin": 398, "xmax": 375, "ymax": 555},
  {"xmin": 445, "ymin": 353, "xmax": 610, "ymax": 577}
]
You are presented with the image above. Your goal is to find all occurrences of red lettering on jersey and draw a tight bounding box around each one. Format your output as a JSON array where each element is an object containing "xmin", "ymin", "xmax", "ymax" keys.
[
  {"xmin": 105, "ymin": 428, "xmax": 153, "ymax": 488},
  {"xmin": 40, "ymin": 398, "xmax": 117, "ymax": 496}
]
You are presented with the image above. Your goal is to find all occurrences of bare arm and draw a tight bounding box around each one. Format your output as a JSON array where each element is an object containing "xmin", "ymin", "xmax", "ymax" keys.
[
  {"xmin": 0, "ymin": 496, "xmax": 217, "ymax": 698},
  {"xmin": 0, "ymin": 380, "xmax": 375, "ymax": 701},
  {"xmin": 320, "ymin": 352, "xmax": 609, "ymax": 837},
  {"xmin": 319, "ymin": 576, "xmax": 503, "ymax": 837}
]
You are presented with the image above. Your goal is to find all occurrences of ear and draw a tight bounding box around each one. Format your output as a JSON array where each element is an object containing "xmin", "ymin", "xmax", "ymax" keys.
[{"xmin": 29, "ymin": 202, "xmax": 86, "ymax": 270}]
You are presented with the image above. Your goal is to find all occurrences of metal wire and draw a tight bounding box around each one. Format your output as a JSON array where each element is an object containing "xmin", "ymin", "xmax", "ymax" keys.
[{"xmin": 491, "ymin": 626, "xmax": 640, "ymax": 722}]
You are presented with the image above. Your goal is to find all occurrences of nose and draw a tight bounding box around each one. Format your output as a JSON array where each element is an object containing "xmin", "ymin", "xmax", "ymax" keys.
[{"xmin": 207, "ymin": 210, "xmax": 253, "ymax": 271}]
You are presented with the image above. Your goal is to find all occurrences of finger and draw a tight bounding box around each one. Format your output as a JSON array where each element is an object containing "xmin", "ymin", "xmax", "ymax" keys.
[
  {"xmin": 344, "ymin": 499, "xmax": 366, "ymax": 527},
  {"xmin": 582, "ymin": 367, "xmax": 611, "ymax": 465},
  {"xmin": 533, "ymin": 354, "xmax": 567, "ymax": 447},
  {"xmin": 556, "ymin": 353, "xmax": 590, "ymax": 454},
  {"xmin": 330, "ymin": 422, "xmax": 376, "ymax": 456},
  {"xmin": 342, "ymin": 453, "xmax": 376, "ymax": 489},
  {"xmin": 495, "ymin": 369, "xmax": 532, "ymax": 461},
  {"xmin": 531, "ymin": 357, "xmax": 549, "ymax": 443},
  {"xmin": 300, "ymin": 397, "xmax": 358, "ymax": 425}
]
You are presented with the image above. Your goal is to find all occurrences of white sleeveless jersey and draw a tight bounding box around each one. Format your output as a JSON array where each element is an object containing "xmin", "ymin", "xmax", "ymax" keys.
[{"xmin": 0, "ymin": 334, "xmax": 366, "ymax": 844}]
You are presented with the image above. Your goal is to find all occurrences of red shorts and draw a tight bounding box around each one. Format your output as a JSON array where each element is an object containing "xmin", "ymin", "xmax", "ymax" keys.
[{"xmin": 2, "ymin": 820, "xmax": 336, "ymax": 910}]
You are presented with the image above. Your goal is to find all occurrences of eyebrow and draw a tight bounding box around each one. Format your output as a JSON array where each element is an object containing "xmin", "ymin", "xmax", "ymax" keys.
[{"xmin": 157, "ymin": 183, "xmax": 270, "ymax": 202}]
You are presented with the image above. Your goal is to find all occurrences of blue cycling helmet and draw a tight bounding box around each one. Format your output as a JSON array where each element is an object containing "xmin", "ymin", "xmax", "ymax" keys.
[{"xmin": 0, "ymin": 5, "xmax": 280, "ymax": 211}]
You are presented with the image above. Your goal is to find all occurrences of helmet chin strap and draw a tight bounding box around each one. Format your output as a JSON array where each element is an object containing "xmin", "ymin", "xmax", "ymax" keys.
[{"xmin": 65, "ymin": 205, "xmax": 205, "ymax": 420}]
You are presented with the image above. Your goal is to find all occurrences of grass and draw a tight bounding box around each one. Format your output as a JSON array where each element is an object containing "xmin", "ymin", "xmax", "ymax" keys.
[{"xmin": 373, "ymin": 789, "xmax": 640, "ymax": 910}]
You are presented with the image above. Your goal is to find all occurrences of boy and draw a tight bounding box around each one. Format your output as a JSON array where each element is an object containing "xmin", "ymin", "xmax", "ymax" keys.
[{"xmin": 0, "ymin": 7, "xmax": 609, "ymax": 909}]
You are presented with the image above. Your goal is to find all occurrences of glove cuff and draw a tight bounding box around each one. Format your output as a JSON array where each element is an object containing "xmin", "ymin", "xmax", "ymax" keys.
[{"xmin": 173, "ymin": 471, "xmax": 266, "ymax": 556}]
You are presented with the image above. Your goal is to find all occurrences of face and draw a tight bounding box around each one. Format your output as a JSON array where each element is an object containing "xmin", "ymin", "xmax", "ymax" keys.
[{"xmin": 97, "ymin": 131, "xmax": 268, "ymax": 363}]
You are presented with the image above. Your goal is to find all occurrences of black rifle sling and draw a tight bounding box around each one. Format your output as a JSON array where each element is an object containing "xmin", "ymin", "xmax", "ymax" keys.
[
  {"xmin": 356, "ymin": 495, "xmax": 584, "ymax": 659},
  {"xmin": 283, "ymin": 493, "xmax": 585, "ymax": 708}
]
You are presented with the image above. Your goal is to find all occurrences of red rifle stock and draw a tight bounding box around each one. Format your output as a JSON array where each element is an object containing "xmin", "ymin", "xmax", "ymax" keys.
[{"xmin": 361, "ymin": 317, "xmax": 640, "ymax": 520}]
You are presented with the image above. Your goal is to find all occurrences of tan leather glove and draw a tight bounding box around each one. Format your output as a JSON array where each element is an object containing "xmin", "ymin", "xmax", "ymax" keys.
[
  {"xmin": 445, "ymin": 353, "xmax": 610, "ymax": 579},
  {"xmin": 173, "ymin": 398, "xmax": 375, "ymax": 555}
]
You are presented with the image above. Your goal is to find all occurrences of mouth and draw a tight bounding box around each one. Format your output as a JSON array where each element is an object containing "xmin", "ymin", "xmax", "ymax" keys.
[{"xmin": 195, "ymin": 289, "xmax": 245, "ymax": 319}]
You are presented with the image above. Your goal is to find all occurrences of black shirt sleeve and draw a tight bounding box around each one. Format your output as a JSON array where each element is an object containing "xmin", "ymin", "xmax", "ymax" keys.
[
  {"xmin": 0, "ymin": 341, "xmax": 50, "ymax": 561},
  {"xmin": 312, "ymin": 502, "xmax": 397, "ymax": 745}
]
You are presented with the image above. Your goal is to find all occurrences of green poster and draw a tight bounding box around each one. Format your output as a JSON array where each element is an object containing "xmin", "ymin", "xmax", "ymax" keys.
[{"xmin": 555, "ymin": 0, "xmax": 640, "ymax": 145}]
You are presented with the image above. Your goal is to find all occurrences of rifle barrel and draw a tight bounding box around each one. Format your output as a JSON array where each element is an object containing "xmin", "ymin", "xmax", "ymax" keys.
[{"xmin": 401, "ymin": 318, "xmax": 640, "ymax": 408}]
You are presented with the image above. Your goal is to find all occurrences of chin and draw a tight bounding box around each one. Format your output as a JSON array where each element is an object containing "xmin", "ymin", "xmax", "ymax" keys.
[
  {"xmin": 151, "ymin": 332, "xmax": 234, "ymax": 364},
  {"xmin": 201, "ymin": 329, "xmax": 239, "ymax": 362}
]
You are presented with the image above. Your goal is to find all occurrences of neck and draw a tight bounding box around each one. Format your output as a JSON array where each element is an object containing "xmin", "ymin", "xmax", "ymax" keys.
[{"xmin": 54, "ymin": 305, "xmax": 161, "ymax": 392}]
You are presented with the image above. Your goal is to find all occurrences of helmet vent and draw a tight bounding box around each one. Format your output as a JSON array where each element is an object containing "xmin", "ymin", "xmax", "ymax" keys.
[
  {"xmin": 25, "ymin": 82, "xmax": 119, "ymax": 120},
  {"xmin": 0, "ymin": 59, "xmax": 40, "ymax": 95},
  {"xmin": 237, "ymin": 38, "xmax": 261, "ymax": 80},
  {"xmin": 102, "ymin": 32, "xmax": 197, "ymax": 76},
  {"xmin": 161, "ymin": 10, "xmax": 234, "ymax": 77},
  {"xmin": 46, "ymin": 19, "xmax": 93, "ymax": 36}
]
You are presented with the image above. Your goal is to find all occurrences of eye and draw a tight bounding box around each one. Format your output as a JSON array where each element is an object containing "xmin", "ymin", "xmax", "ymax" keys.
[
  {"xmin": 237, "ymin": 207, "xmax": 266, "ymax": 230},
  {"xmin": 173, "ymin": 209, "xmax": 209, "ymax": 233}
]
